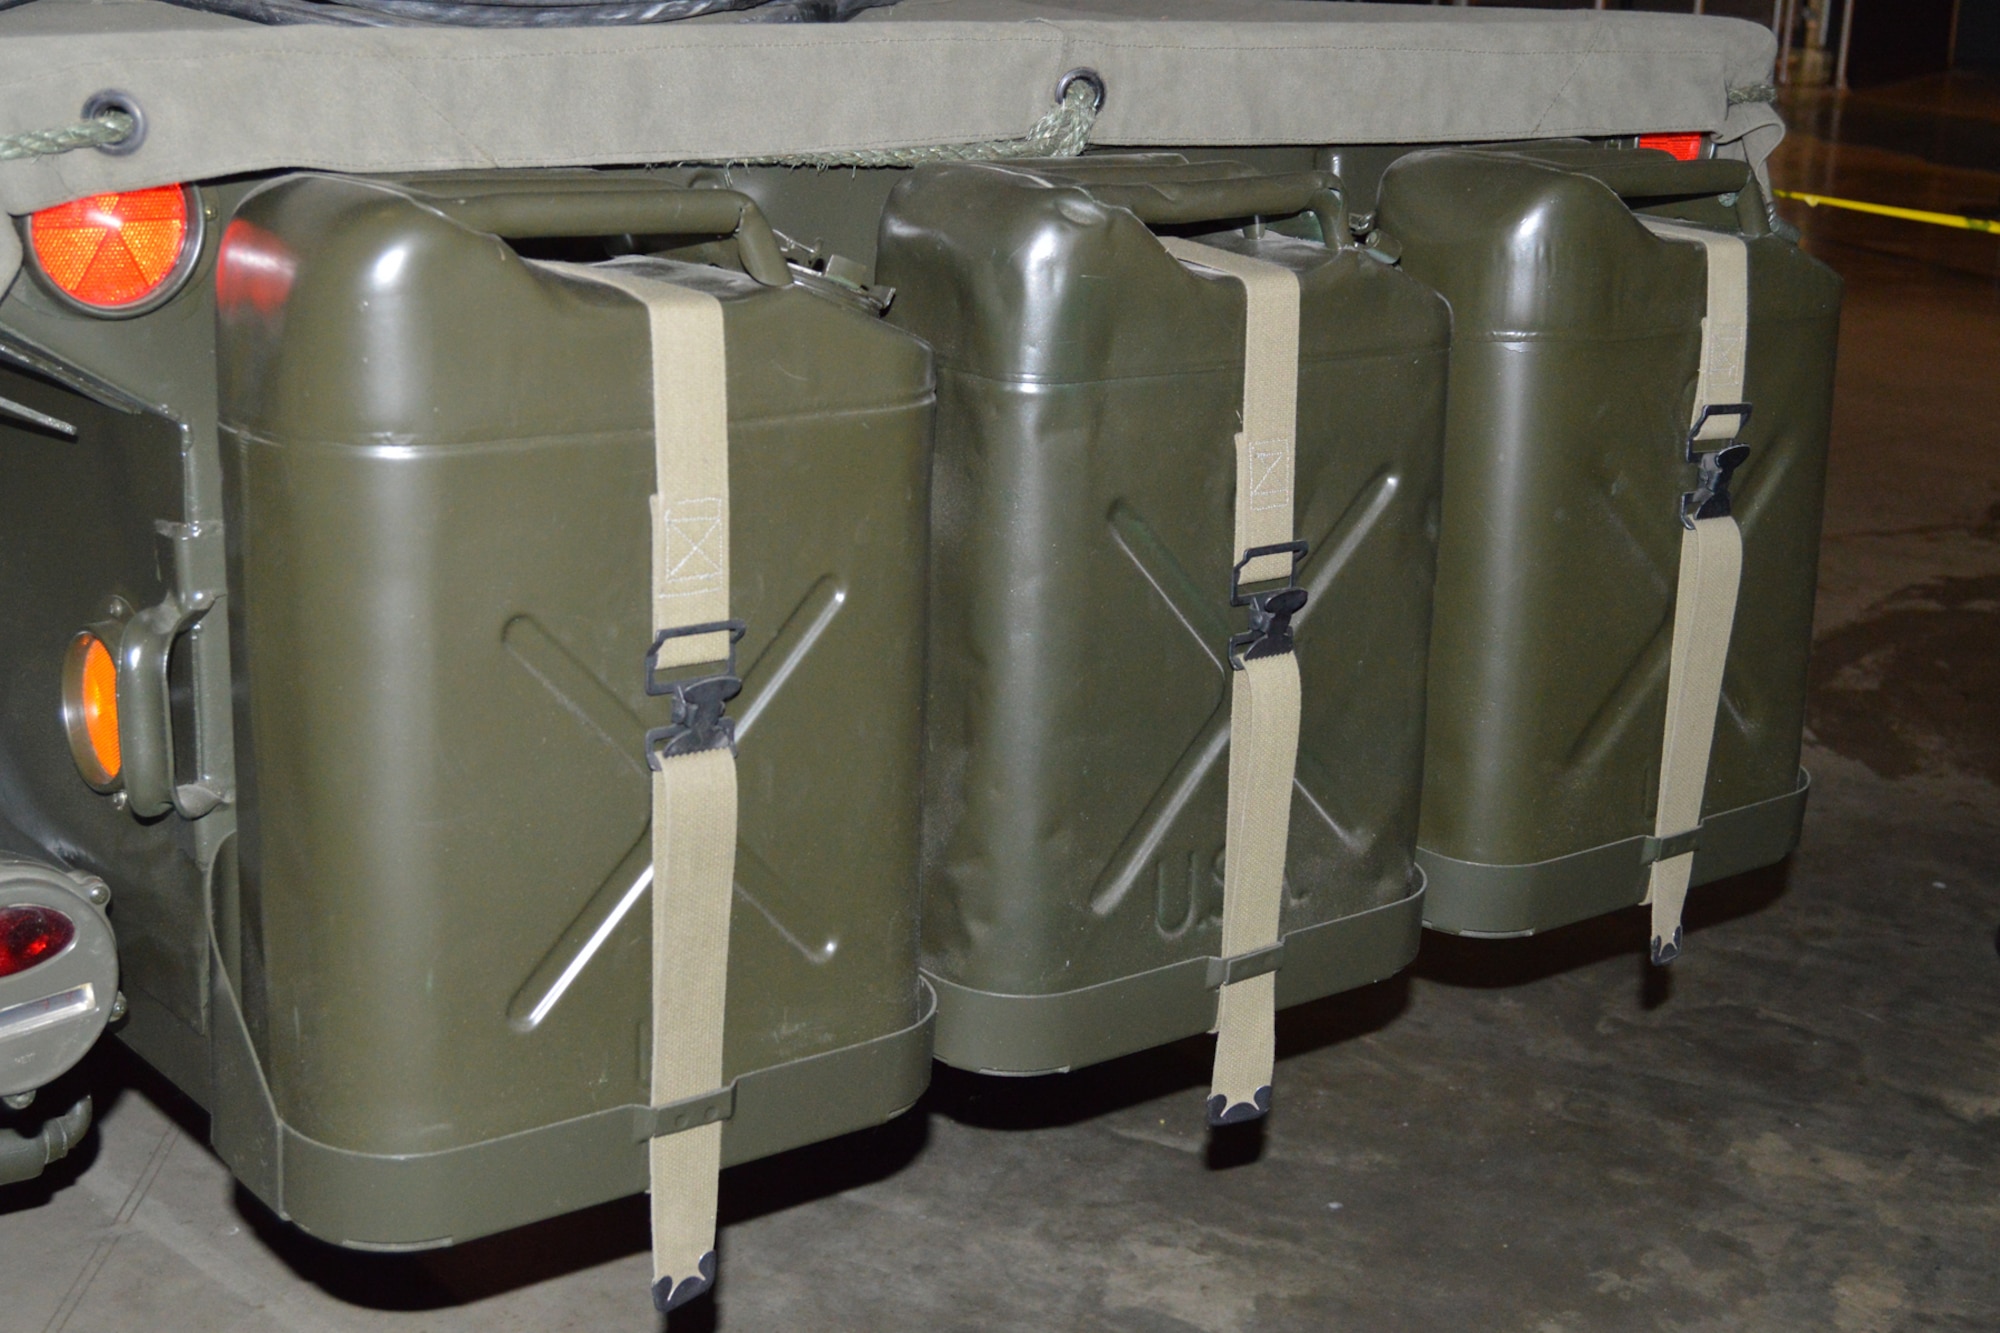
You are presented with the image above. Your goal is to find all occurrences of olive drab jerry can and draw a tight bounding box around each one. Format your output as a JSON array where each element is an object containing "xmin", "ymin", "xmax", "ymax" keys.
[
  {"xmin": 877, "ymin": 158, "xmax": 1448, "ymax": 1092},
  {"xmin": 210, "ymin": 173, "xmax": 935, "ymax": 1252},
  {"xmin": 1377, "ymin": 145, "xmax": 1839, "ymax": 945}
]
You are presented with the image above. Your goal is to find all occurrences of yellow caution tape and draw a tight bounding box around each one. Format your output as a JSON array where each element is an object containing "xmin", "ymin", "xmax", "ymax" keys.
[{"xmin": 1774, "ymin": 189, "xmax": 1999, "ymax": 234}]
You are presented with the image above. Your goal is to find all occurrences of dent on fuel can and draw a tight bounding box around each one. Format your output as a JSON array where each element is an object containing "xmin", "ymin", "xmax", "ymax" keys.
[
  {"xmin": 1377, "ymin": 144, "xmax": 1840, "ymax": 939},
  {"xmin": 212, "ymin": 172, "xmax": 935, "ymax": 1248},
  {"xmin": 878, "ymin": 157, "xmax": 1447, "ymax": 1076}
]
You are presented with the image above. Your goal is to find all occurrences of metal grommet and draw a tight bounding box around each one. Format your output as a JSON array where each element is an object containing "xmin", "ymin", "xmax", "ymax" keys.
[
  {"xmin": 81, "ymin": 89, "xmax": 146, "ymax": 156},
  {"xmin": 1055, "ymin": 67, "xmax": 1106, "ymax": 112}
]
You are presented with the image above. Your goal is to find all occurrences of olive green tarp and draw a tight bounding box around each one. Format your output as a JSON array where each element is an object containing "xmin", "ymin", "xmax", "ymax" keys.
[{"xmin": 0, "ymin": 0, "xmax": 1779, "ymax": 302}]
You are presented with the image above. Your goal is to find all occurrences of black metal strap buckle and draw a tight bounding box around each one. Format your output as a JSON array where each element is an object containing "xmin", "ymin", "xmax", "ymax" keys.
[
  {"xmin": 644, "ymin": 620, "xmax": 745, "ymax": 767},
  {"xmin": 1682, "ymin": 403, "xmax": 1753, "ymax": 528},
  {"xmin": 1689, "ymin": 402, "xmax": 1752, "ymax": 443},
  {"xmin": 1227, "ymin": 541, "xmax": 1309, "ymax": 669}
]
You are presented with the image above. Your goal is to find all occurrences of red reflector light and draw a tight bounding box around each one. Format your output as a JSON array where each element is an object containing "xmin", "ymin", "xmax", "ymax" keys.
[
  {"xmin": 1638, "ymin": 133, "xmax": 1706, "ymax": 163},
  {"xmin": 28, "ymin": 185, "xmax": 193, "ymax": 313},
  {"xmin": 0, "ymin": 905, "xmax": 75, "ymax": 979}
]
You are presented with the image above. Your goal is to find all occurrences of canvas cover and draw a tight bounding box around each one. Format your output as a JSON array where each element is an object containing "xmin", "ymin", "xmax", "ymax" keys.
[{"xmin": 0, "ymin": 0, "xmax": 1780, "ymax": 298}]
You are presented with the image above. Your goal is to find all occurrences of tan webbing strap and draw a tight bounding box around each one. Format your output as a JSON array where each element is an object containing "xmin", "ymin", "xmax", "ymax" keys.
[
  {"xmin": 1160, "ymin": 238, "xmax": 1300, "ymax": 587},
  {"xmin": 1648, "ymin": 218, "xmax": 1751, "ymax": 445},
  {"xmin": 539, "ymin": 259, "xmax": 736, "ymax": 1312},
  {"xmin": 1160, "ymin": 238, "xmax": 1304, "ymax": 1125},
  {"xmin": 1209, "ymin": 652, "xmax": 1300, "ymax": 1118},
  {"xmin": 1638, "ymin": 220, "xmax": 1751, "ymax": 966},
  {"xmin": 646, "ymin": 744, "xmax": 735, "ymax": 1310}
]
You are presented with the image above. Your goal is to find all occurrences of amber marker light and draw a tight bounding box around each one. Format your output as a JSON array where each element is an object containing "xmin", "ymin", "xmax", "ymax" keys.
[
  {"xmin": 26, "ymin": 184, "xmax": 198, "ymax": 315},
  {"xmin": 61, "ymin": 632, "xmax": 122, "ymax": 790},
  {"xmin": 1637, "ymin": 133, "xmax": 1707, "ymax": 163}
]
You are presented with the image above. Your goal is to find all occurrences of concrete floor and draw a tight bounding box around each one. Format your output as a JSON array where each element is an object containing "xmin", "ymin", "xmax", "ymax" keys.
[{"xmin": 6, "ymin": 112, "xmax": 2000, "ymax": 1333}]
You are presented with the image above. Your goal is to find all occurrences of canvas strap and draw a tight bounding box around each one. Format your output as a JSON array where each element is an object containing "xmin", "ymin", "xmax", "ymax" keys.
[
  {"xmin": 538, "ymin": 258, "xmax": 737, "ymax": 1312},
  {"xmin": 1637, "ymin": 219, "xmax": 1751, "ymax": 966},
  {"xmin": 1160, "ymin": 238, "xmax": 1304, "ymax": 1126}
]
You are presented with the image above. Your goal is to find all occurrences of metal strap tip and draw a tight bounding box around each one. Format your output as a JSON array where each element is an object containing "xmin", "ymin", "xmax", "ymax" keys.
[
  {"xmin": 1205, "ymin": 1086, "xmax": 1273, "ymax": 1128},
  {"xmin": 653, "ymin": 1251, "xmax": 718, "ymax": 1313}
]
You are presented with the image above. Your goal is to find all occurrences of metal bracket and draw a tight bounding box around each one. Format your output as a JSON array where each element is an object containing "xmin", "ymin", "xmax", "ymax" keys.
[
  {"xmin": 0, "ymin": 394, "xmax": 75, "ymax": 438},
  {"xmin": 1206, "ymin": 941, "xmax": 1286, "ymax": 989},
  {"xmin": 1226, "ymin": 541, "xmax": 1309, "ymax": 669},
  {"xmin": 1641, "ymin": 826, "xmax": 1702, "ymax": 864},
  {"xmin": 631, "ymin": 1082, "xmax": 737, "ymax": 1142},
  {"xmin": 643, "ymin": 620, "xmax": 745, "ymax": 766},
  {"xmin": 110, "ymin": 520, "xmax": 232, "ymax": 821}
]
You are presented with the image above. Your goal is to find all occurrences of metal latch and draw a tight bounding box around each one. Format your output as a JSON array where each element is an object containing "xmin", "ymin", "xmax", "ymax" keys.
[
  {"xmin": 1682, "ymin": 403, "xmax": 1753, "ymax": 527},
  {"xmin": 1227, "ymin": 541, "xmax": 1309, "ymax": 669},
  {"xmin": 643, "ymin": 620, "xmax": 745, "ymax": 766}
]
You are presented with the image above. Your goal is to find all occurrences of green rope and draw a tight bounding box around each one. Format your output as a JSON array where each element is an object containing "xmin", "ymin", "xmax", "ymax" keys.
[
  {"xmin": 0, "ymin": 111, "xmax": 136, "ymax": 163},
  {"xmin": 735, "ymin": 78, "xmax": 1099, "ymax": 169}
]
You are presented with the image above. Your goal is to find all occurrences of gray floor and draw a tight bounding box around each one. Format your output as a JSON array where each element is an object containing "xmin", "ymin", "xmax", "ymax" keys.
[{"xmin": 6, "ymin": 124, "xmax": 2000, "ymax": 1333}]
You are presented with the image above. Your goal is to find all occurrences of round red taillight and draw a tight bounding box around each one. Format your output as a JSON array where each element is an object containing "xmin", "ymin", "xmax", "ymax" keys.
[
  {"xmin": 27, "ymin": 185, "xmax": 198, "ymax": 315},
  {"xmin": 0, "ymin": 905, "xmax": 76, "ymax": 979}
]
